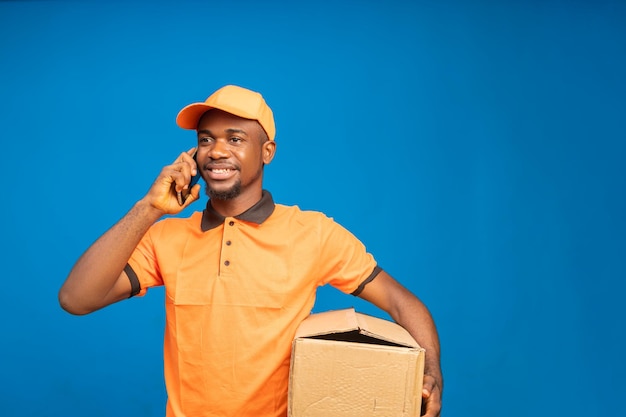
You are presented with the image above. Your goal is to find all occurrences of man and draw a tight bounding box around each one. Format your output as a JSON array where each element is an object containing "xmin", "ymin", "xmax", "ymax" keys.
[{"xmin": 59, "ymin": 85, "xmax": 443, "ymax": 417}]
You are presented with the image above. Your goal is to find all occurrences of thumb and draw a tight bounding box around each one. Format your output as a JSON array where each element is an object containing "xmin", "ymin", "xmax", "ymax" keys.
[
  {"xmin": 182, "ymin": 183, "xmax": 202, "ymax": 207},
  {"xmin": 422, "ymin": 375, "xmax": 436, "ymax": 398}
]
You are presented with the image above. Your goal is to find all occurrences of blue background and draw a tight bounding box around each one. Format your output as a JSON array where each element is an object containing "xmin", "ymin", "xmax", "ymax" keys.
[{"xmin": 1, "ymin": 1, "xmax": 625, "ymax": 416}]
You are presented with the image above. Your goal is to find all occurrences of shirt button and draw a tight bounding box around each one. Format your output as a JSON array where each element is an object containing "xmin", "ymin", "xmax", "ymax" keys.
[
  {"xmin": 226, "ymin": 240, "xmax": 232, "ymax": 246},
  {"xmin": 229, "ymin": 221, "xmax": 235, "ymax": 226},
  {"xmin": 224, "ymin": 260, "xmax": 230, "ymax": 266}
]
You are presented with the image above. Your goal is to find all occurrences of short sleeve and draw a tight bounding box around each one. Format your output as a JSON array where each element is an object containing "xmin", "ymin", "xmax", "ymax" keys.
[
  {"xmin": 316, "ymin": 214, "xmax": 379, "ymax": 294},
  {"xmin": 127, "ymin": 223, "xmax": 165, "ymax": 296}
]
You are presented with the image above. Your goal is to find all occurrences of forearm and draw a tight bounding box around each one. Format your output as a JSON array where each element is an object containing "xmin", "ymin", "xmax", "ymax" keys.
[
  {"xmin": 358, "ymin": 272, "xmax": 443, "ymax": 386},
  {"xmin": 390, "ymin": 298, "xmax": 442, "ymax": 384},
  {"xmin": 59, "ymin": 199, "xmax": 163, "ymax": 314}
]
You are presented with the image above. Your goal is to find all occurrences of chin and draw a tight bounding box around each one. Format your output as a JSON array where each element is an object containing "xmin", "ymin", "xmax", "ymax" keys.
[{"xmin": 206, "ymin": 183, "xmax": 242, "ymax": 200}]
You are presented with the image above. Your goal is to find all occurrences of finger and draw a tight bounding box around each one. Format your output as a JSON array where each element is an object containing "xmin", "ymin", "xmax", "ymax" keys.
[
  {"xmin": 174, "ymin": 147, "xmax": 196, "ymax": 162},
  {"xmin": 180, "ymin": 147, "xmax": 198, "ymax": 175},
  {"xmin": 178, "ymin": 181, "xmax": 197, "ymax": 206},
  {"xmin": 178, "ymin": 147, "xmax": 199, "ymax": 180},
  {"xmin": 169, "ymin": 148, "xmax": 198, "ymax": 206},
  {"xmin": 170, "ymin": 164, "xmax": 191, "ymax": 193},
  {"xmin": 421, "ymin": 396, "xmax": 442, "ymax": 417},
  {"xmin": 181, "ymin": 183, "xmax": 201, "ymax": 207},
  {"xmin": 178, "ymin": 163, "xmax": 203, "ymax": 205},
  {"xmin": 178, "ymin": 147, "xmax": 197, "ymax": 163},
  {"xmin": 421, "ymin": 375, "xmax": 436, "ymax": 398},
  {"xmin": 188, "ymin": 147, "xmax": 198, "ymax": 176},
  {"xmin": 420, "ymin": 377, "xmax": 442, "ymax": 417}
]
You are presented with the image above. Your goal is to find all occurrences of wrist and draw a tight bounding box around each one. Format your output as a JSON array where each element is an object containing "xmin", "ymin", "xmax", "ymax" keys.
[{"xmin": 135, "ymin": 198, "xmax": 166, "ymax": 222}]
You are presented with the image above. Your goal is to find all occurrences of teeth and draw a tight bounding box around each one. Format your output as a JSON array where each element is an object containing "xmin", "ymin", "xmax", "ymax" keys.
[{"xmin": 212, "ymin": 169, "xmax": 231, "ymax": 173}]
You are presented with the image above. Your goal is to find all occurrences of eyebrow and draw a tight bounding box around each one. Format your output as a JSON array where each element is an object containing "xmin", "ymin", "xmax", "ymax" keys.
[{"xmin": 197, "ymin": 128, "xmax": 248, "ymax": 137}]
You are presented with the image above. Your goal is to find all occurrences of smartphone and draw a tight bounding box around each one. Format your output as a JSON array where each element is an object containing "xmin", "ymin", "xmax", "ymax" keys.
[{"xmin": 177, "ymin": 150, "xmax": 201, "ymax": 205}]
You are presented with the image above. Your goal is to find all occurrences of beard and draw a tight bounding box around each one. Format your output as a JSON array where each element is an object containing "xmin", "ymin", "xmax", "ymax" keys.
[{"xmin": 205, "ymin": 180, "xmax": 242, "ymax": 201}]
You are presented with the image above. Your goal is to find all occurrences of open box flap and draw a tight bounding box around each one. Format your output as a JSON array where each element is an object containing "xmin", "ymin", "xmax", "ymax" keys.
[{"xmin": 295, "ymin": 308, "xmax": 422, "ymax": 349}]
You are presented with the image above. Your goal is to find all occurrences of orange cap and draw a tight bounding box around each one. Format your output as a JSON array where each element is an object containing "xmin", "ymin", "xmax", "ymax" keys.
[{"xmin": 176, "ymin": 85, "xmax": 276, "ymax": 141}]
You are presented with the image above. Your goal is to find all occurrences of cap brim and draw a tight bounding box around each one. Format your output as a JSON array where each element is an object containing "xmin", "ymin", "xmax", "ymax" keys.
[{"xmin": 176, "ymin": 103, "xmax": 215, "ymax": 130}]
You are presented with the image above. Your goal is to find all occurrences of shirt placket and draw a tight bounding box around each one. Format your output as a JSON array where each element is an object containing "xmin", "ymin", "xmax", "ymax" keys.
[{"xmin": 219, "ymin": 217, "xmax": 237, "ymax": 277}]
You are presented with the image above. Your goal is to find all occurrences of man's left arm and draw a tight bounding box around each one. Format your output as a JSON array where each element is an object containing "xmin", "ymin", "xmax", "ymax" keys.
[{"xmin": 357, "ymin": 270, "xmax": 443, "ymax": 417}]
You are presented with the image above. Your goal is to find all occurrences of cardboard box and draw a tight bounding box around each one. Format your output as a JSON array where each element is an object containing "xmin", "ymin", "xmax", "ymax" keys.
[{"xmin": 288, "ymin": 308, "xmax": 425, "ymax": 417}]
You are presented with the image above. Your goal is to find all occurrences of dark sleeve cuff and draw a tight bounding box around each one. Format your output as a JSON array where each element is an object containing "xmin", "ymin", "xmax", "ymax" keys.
[
  {"xmin": 124, "ymin": 263, "xmax": 141, "ymax": 298},
  {"xmin": 351, "ymin": 265, "xmax": 383, "ymax": 296}
]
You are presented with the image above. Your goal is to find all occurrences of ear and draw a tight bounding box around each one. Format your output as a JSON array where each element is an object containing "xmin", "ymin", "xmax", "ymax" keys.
[{"xmin": 262, "ymin": 140, "xmax": 277, "ymax": 165}]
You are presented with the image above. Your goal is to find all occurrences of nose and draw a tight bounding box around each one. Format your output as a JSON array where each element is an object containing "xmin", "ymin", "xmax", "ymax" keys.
[{"xmin": 208, "ymin": 139, "xmax": 230, "ymax": 159}]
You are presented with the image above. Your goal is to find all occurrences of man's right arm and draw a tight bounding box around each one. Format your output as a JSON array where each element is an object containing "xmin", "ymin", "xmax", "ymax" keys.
[
  {"xmin": 58, "ymin": 149, "xmax": 200, "ymax": 315},
  {"xmin": 58, "ymin": 200, "xmax": 164, "ymax": 315}
]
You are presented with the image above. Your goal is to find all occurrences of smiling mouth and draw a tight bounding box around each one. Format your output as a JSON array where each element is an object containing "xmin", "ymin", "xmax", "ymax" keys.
[{"xmin": 205, "ymin": 166, "xmax": 238, "ymax": 180}]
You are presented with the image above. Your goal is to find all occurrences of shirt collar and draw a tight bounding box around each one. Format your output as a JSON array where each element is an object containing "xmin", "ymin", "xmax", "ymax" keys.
[{"xmin": 201, "ymin": 190, "xmax": 276, "ymax": 231}]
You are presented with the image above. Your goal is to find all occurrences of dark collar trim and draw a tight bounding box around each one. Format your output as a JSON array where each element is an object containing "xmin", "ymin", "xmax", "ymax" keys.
[{"xmin": 201, "ymin": 190, "xmax": 275, "ymax": 231}]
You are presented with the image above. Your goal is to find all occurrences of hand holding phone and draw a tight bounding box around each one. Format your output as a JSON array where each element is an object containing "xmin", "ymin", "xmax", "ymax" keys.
[{"xmin": 177, "ymin": 149, "xmax": 201, "ymax": 206}]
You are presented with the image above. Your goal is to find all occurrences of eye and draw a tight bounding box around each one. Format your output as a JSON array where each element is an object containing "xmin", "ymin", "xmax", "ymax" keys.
[
  {"xmin": 230, "ymin": 136, "xmax": 243, "ymax": 143},
  {"xmin": 199, "ymin": 136, "xmax": 214, "ymax": 143}
]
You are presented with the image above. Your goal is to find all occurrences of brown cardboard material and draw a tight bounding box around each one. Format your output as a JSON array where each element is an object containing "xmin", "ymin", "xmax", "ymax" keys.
[{"xmin": 288, "ymin": 308, "xmax": 425, "ymax": 417}]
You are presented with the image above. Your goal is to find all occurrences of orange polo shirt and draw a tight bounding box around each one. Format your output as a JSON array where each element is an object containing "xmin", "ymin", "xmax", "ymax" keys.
[{"xmin": 126, "ymin": 191, "xmax": 380, "ymax": 417}]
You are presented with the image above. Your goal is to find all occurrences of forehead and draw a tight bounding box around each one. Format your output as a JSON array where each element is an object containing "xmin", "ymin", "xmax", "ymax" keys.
[{"xmin": 197, "ymin": 109, "xmax": 263, "ymax": 137}]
